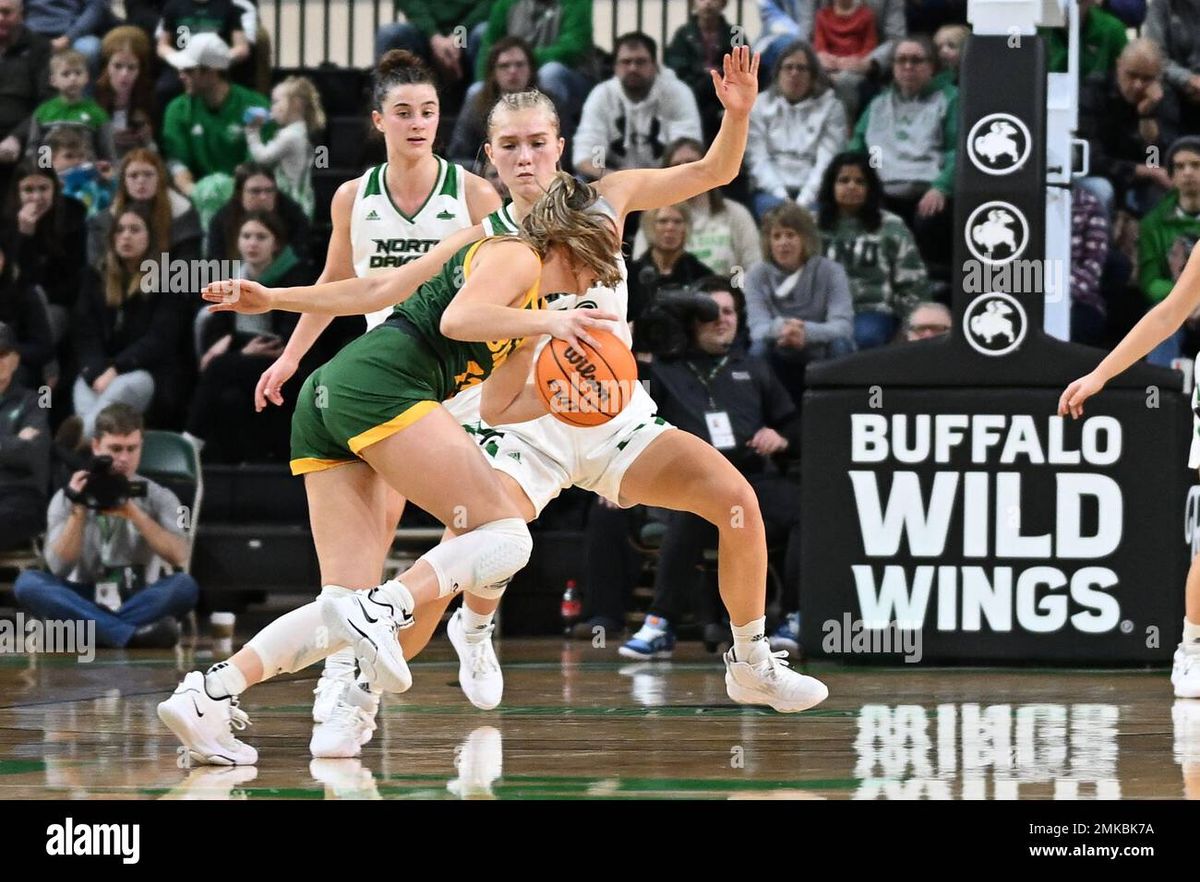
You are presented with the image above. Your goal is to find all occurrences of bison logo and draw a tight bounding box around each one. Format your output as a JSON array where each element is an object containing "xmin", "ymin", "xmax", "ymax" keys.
[
  {"xmin": 966, "ymin": 201, "xmax": 1028, "ymax": 265},
  {"xmin": 964, "ymin": 292, "xmax": 1027, "ymax": 356},
  {"xmin": 967, "ymin": 114, "xmax": 1031, "ymax": 175}
]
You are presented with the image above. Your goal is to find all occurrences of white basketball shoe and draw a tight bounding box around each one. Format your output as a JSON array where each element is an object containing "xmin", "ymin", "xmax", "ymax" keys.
[
  {"xmin": 157, "ymin": 671, "xmax": 257, "ymax": 765},
  {"xmin": 724, "ymin": 649, "xmax": 829, "ymax": 712}
]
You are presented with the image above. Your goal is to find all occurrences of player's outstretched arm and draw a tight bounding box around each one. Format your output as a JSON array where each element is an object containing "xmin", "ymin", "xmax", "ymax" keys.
[
  {"xmin": 595, "ymin": 46, "xmax": 758, "ymax": 216},
  {"xmin": 203, "ymin": 225, "xmax": 483, "ymax": 316},
  {"xmin": 1059, "ymin": 240, "xmax": 1200, "ymax": 418}
]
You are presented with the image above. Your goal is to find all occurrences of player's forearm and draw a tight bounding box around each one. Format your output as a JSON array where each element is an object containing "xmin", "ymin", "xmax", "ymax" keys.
[
  {"xmin": 1092, "ymin": 299, "xmax": 1187, "ymax": 384},
  {"xmin": 697, "ymin": 107, "xmax": 750, "ymax": 187},
  {"xmin": 441, "ymin": 304, "xmax": 556, "ymax": 343},
  {"xmin": 480, "ymin": 339, "xmax": 541, "ymax": 425},
  {"xmin": 271, "ymin": 274, "xmax": 394, "ymax": 316}
]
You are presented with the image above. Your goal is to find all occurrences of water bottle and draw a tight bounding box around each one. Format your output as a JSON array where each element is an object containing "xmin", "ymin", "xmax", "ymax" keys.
[{"xmin": 560, "ymin": 579, "xmax": 581, "ymax": 634}]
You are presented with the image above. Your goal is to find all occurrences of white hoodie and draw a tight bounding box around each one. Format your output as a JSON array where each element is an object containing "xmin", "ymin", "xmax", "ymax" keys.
[
  {"xmin": 747, "ymin": 88, "xmax": 847, "ymax": 207},
  {"xmin": 572, "ymin": 67, "xmax": 703, "ymax": 171}
]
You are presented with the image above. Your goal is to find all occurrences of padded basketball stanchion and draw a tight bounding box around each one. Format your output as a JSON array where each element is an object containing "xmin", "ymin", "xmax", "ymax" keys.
[{"xmin": 797, "ymin": 1, "xmax": 1192, "ymax": 664}]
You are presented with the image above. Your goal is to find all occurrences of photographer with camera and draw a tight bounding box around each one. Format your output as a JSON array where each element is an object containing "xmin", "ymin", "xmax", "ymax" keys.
[
  {"xmin": 13, "ymin": 403, "xmax": 198, "ymax": 648},
  {"xmin": 617, "ymin": 275, "xmax": 806, "ymax": 659},
  {"xmin": 628, "ymin": 203, "xmax": 713, "ymax": 355},
  {"xmin": 0, "ymin": 321, "xmax": 50, "ymax": 551}
]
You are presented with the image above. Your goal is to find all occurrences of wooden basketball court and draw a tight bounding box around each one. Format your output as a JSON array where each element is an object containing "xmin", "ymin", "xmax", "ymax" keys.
[{"xmin": 1, "ymin": 636, "xmax": 1195, "ymax": 800}]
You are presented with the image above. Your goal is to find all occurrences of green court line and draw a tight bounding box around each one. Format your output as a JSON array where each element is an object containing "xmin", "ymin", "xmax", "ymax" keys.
[{"xmin": 0, "ymin": 759, "xmax": 46, "ymax": 776}]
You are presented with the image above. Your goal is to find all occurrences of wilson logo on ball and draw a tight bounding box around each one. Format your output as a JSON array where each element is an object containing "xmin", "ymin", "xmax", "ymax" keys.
[{"xmin": 535, "ymin": 329, "xmax": 638, "ymax": 426}]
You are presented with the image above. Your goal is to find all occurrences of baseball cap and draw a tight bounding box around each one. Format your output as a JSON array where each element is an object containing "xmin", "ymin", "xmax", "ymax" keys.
[
  {"xmin": 167, "ymin": 32, "xmax": 233, "ymax": 71},
  {"xmin": 0, "ymin": 322, "xmax": 16, "ymax": 357}
]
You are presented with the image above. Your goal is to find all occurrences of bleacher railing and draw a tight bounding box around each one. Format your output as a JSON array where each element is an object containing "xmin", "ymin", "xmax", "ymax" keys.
[{"xmin": 254, "ymin": 0, "xmax": 757, "ymax": 70}]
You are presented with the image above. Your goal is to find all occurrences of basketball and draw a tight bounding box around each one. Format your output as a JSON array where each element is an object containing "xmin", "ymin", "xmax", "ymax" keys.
[{"xmin": 534, "ymin": 328, "xmax": 638, "ymax": 427}]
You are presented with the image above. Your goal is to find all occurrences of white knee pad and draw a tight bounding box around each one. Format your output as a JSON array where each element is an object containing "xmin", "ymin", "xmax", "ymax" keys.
[
  {"xmin": 469, "ymin": 576, "xmax": 512, "ymax": 601},
  {"xmin": 419, "ymin": 518, "xmax": 532, "ymax": 598}
]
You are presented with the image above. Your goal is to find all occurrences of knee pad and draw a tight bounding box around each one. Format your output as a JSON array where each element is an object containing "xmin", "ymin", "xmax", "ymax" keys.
[
  {"xmin": 468, "ymin": 576, "xmax": 512, "ymax": 602},
  {"xmin": 420, "ymin": 518, "xmax": 532, "ymax": 598}
]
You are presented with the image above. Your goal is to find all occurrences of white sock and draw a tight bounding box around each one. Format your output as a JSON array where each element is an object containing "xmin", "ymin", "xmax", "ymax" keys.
[
  {"xmin": 346, "ymin": 678, "xmax": 378, "ymax": 710},
  {"xmin": 731, "ymin": 617, "xmax": 770, "ymax": 664},
  {"xmin": 205, "ymin": 661, "xmax": 247, "ymax": 699},
  {"xmin": 323, "ymin": 647, "xmax": 357, "ymax": 677},
  {"xmin": 374, "ymin": 579, "xmax": 416, "ymax": 614},
  {"xmin": 461, "ymin": 604, "xmax": 495, "ymax": 638},
  {"xmin": 246, "ymin": 600, "xmax": 349, "ymax": 678},
  {"xmin": 1184, "ymin": 618, "xmax": 1200, "ymax": 646}
]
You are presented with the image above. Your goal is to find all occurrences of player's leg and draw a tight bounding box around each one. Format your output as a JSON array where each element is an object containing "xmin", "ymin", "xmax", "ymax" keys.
[
  {"xmin": 616, "ymin": 429, "xmax": 827, "ymax": 712},
  {"xmin": 313, "ymin": 484, "xmax": 405, "ymax": 724},
  {"xmin": 400, "ymin": 471, "xmax": 540, "ymax": 709},
  {"xmin": 160, "ymin": 462, "xmax": 390, "ymax": 765},
  {"xmin": 1173, "ymin": 539, "xmax": 1200, "ymax": 698}
]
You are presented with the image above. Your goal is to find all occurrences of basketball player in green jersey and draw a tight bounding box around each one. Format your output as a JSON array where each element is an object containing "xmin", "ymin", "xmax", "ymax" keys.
[
  {"xmin": 158, "ymin": 173, "xmax": 622, "ymax": 765},
  {"xmin": 250, "ymin": 50, "xmax": 501, "ymax": 728}
]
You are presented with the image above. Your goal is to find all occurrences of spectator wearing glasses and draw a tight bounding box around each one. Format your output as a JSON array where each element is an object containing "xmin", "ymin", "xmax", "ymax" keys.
[
  {"xmin": 1078, "ymin": 38, "xmax": 1177, "ymax": 220},
  {"xmin": 573, "ymin": 32, "xmax": 702, "ymax": 179},
  {"xmin": 206, "ymin": 162, "xmax": 309, "ymax": 262},
  {"xmin": 902, "ymin": 301, "xmax": 951, "ymax": 341},
  {"xmin": 747, "ymin": 40, "xmax": 847, "ymax": 221},
  {"xmin": 848, "ymin": 35, "xmax": 956, "ymax": 279}
]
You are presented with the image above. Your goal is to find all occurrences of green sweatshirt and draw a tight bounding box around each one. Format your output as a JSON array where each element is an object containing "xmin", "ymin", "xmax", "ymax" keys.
[
  {"xmin": 821, "ymin": 209, "xmax": 929, "ymax": 317},
  {"xmin": 161, "ymin": 83, "xmax": 272, "ymax": 179},
  {"xmin": 1138, "ymin": 189, "xmax": 1200, "ymax": 303},
  {"xmin": 1041, "ymin": 6, "xmax": 1128, "ymax": 78},
  {"xmin": 476, "ymin": 0, "xmax": 592, "ymax": 80},
  {"xmin": 394, "ymin": 0, "xmax": 493, "ymax": 37}
]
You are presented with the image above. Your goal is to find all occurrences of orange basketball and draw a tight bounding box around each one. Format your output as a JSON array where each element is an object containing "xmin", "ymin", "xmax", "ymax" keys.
[{"xmin": 535, "ymin": 329, "xmax": 639, "ymax": 427}]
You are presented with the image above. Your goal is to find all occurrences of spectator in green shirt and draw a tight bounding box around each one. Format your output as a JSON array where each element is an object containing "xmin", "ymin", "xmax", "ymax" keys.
[
  {"xmin": 27, "ymin": 48, "xmax": 114, "ymax": 163},
  {"xmin": 474, "ymin": 0, "xmax": 594, "ymax": 131},
  {"xmin": 1138, "ymin": 136, "xmax": 1200, "ymax": 366},
  {"xmin": 1041, "ymin": 0, "xmax": 1127, "ymax": 79},
  {"xmin": 159, "ymin": 32, "xmax": 271, "ymax": 227},
  {"xmin": 375, "ymin": 0, "xmax": 493, "ymax": 90}
]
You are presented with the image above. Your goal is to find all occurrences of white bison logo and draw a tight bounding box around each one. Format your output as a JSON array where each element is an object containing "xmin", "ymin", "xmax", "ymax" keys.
[
  {"xmin": 971, "ymin": 209, "xmax": 1017, "ymax": 258},
  {"xmin": 970, "ymin": 300, "xmax": 1016, "ymax": 345},
  {"xmin": 973, "ymin": 121, "xmax": 1021, "ymax": 166}
]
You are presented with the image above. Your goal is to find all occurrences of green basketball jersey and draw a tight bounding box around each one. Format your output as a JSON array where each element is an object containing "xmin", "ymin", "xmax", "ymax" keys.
[{"xmin": 390, "ymin": 238, "xmax": 540, "ymax": 399}]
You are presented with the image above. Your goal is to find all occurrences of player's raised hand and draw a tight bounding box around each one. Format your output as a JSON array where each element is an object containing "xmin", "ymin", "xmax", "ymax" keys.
[
  {"xmin": 711, "ymin": 45, "xmax": 760, "ymax": 118},
  {"xmin": 1058, "ymin": 372, "xmax": 1106, "ymax": 419},
  {"xmin": 202, "ymin": 278, "xmax": 274, "ymax": 314}
]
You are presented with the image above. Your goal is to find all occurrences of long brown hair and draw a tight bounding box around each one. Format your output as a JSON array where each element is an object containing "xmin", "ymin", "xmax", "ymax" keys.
[
  {"xmin": 94, "ymin": 26, "xmax": 155, "ymax": 136},
  {"xmin": 520, "ymin": 172, "xmax": 622, "ymax": 288},
  {"xmin": 475, "ymin": 37, "xmax": 537, "ymax": 120},
  {"xmin": 112, "ymin": 148, "xmax": 173, "ymax": 255},
  {"xmin": 103, "ymin": 203, "xmax": 155, "ymax": 308},
  {"xmin": 4, "ymin": 162, "xmax": 71, "ymax": 260}
]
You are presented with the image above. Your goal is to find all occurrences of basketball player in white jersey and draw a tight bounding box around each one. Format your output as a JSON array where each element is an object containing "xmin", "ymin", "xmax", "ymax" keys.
[
  {"xmin": 252, "ymin": 49, "xmax": 498, "ymax": 755},
  {"xmin": 276, "ymin": 48, "xmax": 828, "ymax": 756}
]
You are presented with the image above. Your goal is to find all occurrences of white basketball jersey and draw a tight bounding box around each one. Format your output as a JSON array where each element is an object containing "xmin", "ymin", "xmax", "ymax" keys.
[
  {"xmin": 349, "ymin": 157, "xmax": 474, "ymax": 330},
  {"xmin": 449, "ymin": 201, "xmax": 650, "ymax": 448}
]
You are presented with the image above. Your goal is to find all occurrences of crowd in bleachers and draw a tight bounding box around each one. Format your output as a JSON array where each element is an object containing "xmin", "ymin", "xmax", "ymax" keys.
[{"xmin": 3, "ymin": 0, "xmax": 1198, "ymax": 650}]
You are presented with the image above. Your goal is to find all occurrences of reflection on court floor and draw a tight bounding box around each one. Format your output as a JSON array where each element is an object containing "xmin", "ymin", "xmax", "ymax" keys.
[{"xmin": 0, "ymin": 639, "xmax": 1196, "ymax": 799}]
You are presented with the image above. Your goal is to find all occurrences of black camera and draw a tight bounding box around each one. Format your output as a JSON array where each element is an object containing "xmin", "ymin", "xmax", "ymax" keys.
[
  {"xmin": 66, "ymin": 455, "xmax": 148, "ymax": 511},
  {"xmin": 636, "ymin": 282, "xmax": 721, "ymax": 359}
]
